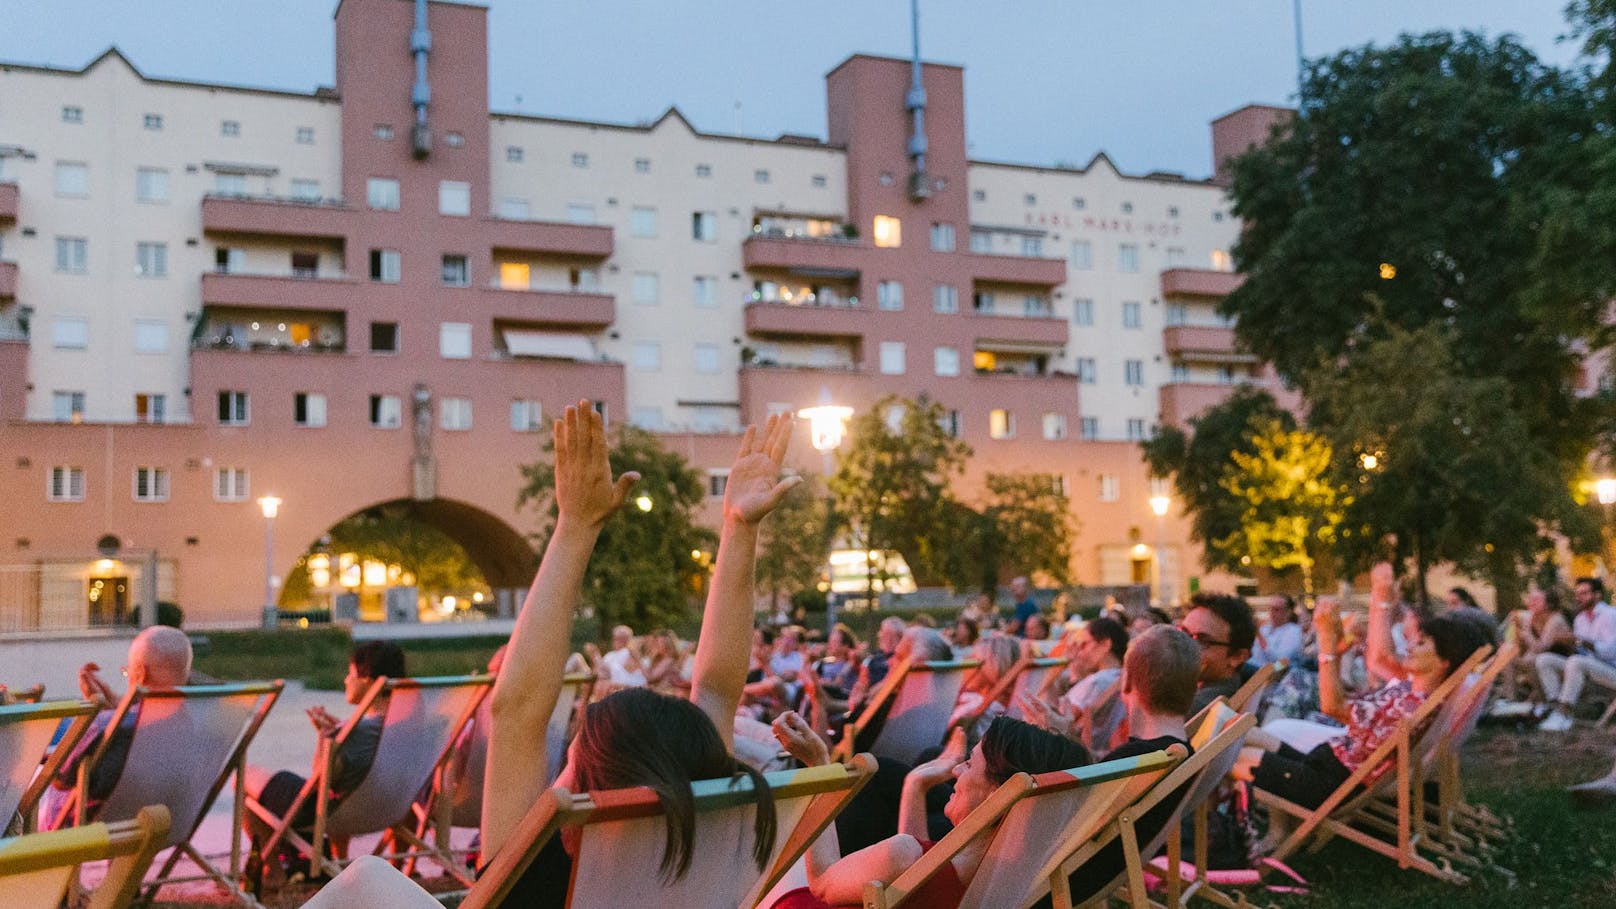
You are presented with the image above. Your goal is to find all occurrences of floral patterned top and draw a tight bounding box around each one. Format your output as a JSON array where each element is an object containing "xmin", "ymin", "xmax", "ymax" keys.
[{"xmin": 1327, "ymin": 678, "xmax": 1426, "ymax": 779}]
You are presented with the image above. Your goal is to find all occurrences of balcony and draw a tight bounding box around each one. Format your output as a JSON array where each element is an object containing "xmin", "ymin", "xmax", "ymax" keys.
[
  {"xmin": 744, "ymin": 301, "xmax": 871, "ymax": 340},
  {"xmin": 484, "ymin": 218, "xmax": 613, "ymax": 259},
  {"xmin": 0, "ymin": 336, "xmax": 27, "ymax": 420},
  {"xmin": 737, "ymin": 363, "xmax": 874, "ymax": 419},
  {"xmin": 963, "ymin": 252, "xmax": 1066, "ymax": 287},
  {"xmin": 968, "ymin": 311, "xmax": 1068, "ymax": 348},
  {"xmin": 743, "ymin": 235, "xmax": 867, "ymax": 277},
  {"xmin": 1161, "ymin": 268, "xmax": 1242, "ymax": 299},
  {"xmin": 480, "ymin": 286, "xmax": 616, "ymax": 329},
  {"xmin": 0, "ymin": 182, "xmax": 17, "ymax": 223},
  {"xmin": 1162, "ymin": 324, "xmax": 1254, "ymax": 362},
  {"xmin": 201, "ymin": 193, "xmax": 352, "ymax": 240},
  {"xmin": 201, "ymin": 271, "xmax": 365, "ymax": 311},
  {"xmin": 0, "ymin": 261, "xmax": 15, "ymax": 299},
  {"xmin": 1158, "ymin": 382, "xmax": 1246, "ymax": 427}
]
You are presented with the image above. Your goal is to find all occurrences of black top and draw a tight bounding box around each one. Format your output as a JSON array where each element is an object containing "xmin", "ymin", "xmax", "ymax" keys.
[{"xmin": 489, "ymin": 835, "xmax": 571, "ymax": 908}]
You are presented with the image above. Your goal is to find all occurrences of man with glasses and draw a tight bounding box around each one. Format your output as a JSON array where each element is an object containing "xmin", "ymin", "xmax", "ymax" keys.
[{"xmin": 1179, "ymin": 592, "xmax": 1257, "ymax": 715}]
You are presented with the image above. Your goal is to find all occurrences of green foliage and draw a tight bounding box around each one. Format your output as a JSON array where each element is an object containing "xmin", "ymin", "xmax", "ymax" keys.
[
  {"xmin": 191, "ymin": 627, "xmax": 509, "ymax": 690},
  {"xmin": 978, "ymin": 473, "xmax": 1077, "ymax": 587},
  {"xmin": 1218, "ymin": 421, "xmax": 1350, "ymax": 595},
  {"xmin": 755, "ymin": 477, "xmax": 834, "ymax": 606},
  {"xmin": 829, "ymin": 395, "xmax": 972, "ymax": 587},
  {"xmin": 519, "ymin": 423, "xmax": 716, "ymax": 639},
  {"xmin": 281, "ymin": 508, "xmax": 488, "ymax": 605}
]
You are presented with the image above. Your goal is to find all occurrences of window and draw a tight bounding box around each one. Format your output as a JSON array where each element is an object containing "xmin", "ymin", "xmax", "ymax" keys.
[
  {"xmin": 1122, "ymin": 301, "xmax": 1142, "ymax": 329},
  {"xmin": 214, "ymin": 173, "xmax": 247, "ymax": 195},
  {"xmin": 1168, "ymin": 206, "xmax": 1180, "ymax": 218},
  {"xmin": 1043, "ymin": 413, "xmax": 1067, "ymax": 440},
  {"xmin": 754, "ymin": 169, "xmax": 770, "ymax": 184},
  {"xmin": 1166, "ymin": 246, "xmax": 1187, "ymax": 266},
  {"xmin": 571, "ymin": 152, "xmax": 589, "ymax": 168},
  {"xmin": 367, "ymin": 177, "xmax": 400, "ymax": 210},
  {"xmin": 879, "ymin": 342, "xmax": 906, "ymax": 375},
  {"xmin": 1021, "ymin": 236, "xmax": 1043, "ymax": 257},
  {"xmin": 296, "ymin": 126, "xmax": 315, "ymax": 144},
  {"xmin": 444, "ymin": 131, "xmax": 465, "ymax": 147},
  {"xmin": 692, "ymin": 211, "xmax": 717, "ymax": 242},
  {"xmin": 52, "ymin": 391, "xmax": 86, "ymax": 423},
  {"xmin": 990, "ymin": 409, "xmax": 1015, "ymax": 439},
  {"xmin": 370, "ymin": 322, "xmax": 399, "ymax": 353},
  {"xmin": 1070, "ymin": 240, "xmax": 1093, "ymax": 270},
  {"xmin": 631, "ymin": 272, "xmax": 660, "ymax": 305},
  {"xmin": 1080, "ymin": 417, "xmax": 1099, "ymax": 441},
  {"xmin": 369, "ymin": 249, "xmax": 401, "ymax": 283},
  {"xmin": 811, "ymin": 174, "xmax": 827, "ymax": 188},
  {"xmin": 438, "ymin": 181, "xmax": 471, "ymax": 216},
  {"xmin": 1171, "ymin": 363, "xmax": 1189, "ymax": 383},
  {"xmin": 52, "ymin": 317, "xmax": 89, "ymax": 350},
  {"xmin": 706, "ymin": 471, "xmax": 730, "ymax": 498},
  {"xmin": 55, "ymin": 162, "xmax": 89, "ymax": 197},
  {"xmin": 290, "ymin": 179, "xmax": 321, "ymax": 201},
  {"xmin": 884, "ymin": 405, "xmax": 906, "ymax": 434},
  {"xmin": 1217, "ymin": 365, "xmax": 1237, "ymax": 384},
  {"xmin": 1076, "ymin": 358, "xmax": 1097, "ymax": 384},
  {"xmin": 634, "ymin": 157, "xmax": 651, "ymax": 174},
  {"xmin": 936, "ymin": 409, "xmax": 962, "ymax": 438},
  {"xmin": 930, "ymin": 223, "xmax": 956, "ymax": 252},
  {"xmin": 61, "ymin": 105, "xmax": 83, "ymax": 123},
  {"xmin": 1073, "ymin": 298, "xmax": 1094, "ymax": 326},
  {"xmin": 510, "ymin": 400, "xmax": 543, "ymax": 432},
  {"xmin": 877, "ymin": 281, "xmax": 904, "ymax": 311},
  {"xmin": 506, "ymin": 146, "xmax": 524, "ymax": 162},
  {"xmin": 1048, "ymin": 474, "xmax": 1069, "ymax": 497},
  {"xmin": 972, "ymin": 292, "xmax": 996, "ymax": 314},
  {"xmin": 571, "ymin": 267, "xmax": 600, "ymax": 290},
  {"xmin": 135, "ymin": 167, "xmax": 169, "ymax": 202},
  {"xmin": 872, "ymin": 215, "xmax": 902, "ymax": 248},
  {"xmin": 1024, "ymin": 295, "xmax": 1052, "ymax": 317},
  {"xmin": 1127, "ymin": 418, "xmax": 1150, "ymax": 441},
  {"xmin": 499, "ymin": 196, "xmax": 529, "ymax": 219},
  {"xmin": 217, "ymin": 391, "xmax": 249, "ymax": 425},
  {"xmin": 375, "ymin": 124, "xmax": 395, "ymax": 140},
  {"xmin": 440, "ymin": 397, "xmax": 473, "ymax": 431},
  {"xmin": 692, "ymin": 275, "xmax": 717, "ymax": 308},
  {"xmin": 369, "ymin": 395, "xmax": 402, "ymax": 428},
  {"xmin": 934, "ymin": 347, "xmax": 960, "ymax": 376},
  {"xmin": 970, "ymin": 231, "xmax": 992, "ymax": 253},
  {"xmin": 933, "ymin": 285, "xmax": 958, "ymax": 314},
  {"xmin": 499, "ymin": 262, "xmax": 531, "ymax": 289},
  {"xmin": 592, "ymin": 401, "xmax": 610, "ymax": 427},
  {"xmin": 133, "ymin": 320, "xmax": 167, "ymax": 353},
  {"xmin": 1072, "ymin": 197, "xmax": 1086, "ymax": 210},
  {"xmin": 1023, "ymin": 193, "xmax": 1037, "ymax": 206},
  {"xmin": 1119, "ymin": 243, "xmax": 1139, "ymax": 272},
  {"xmin": 439, "ymin": 322, "xmax": 472, "ymax": 359},
  {"xmin": 441, "ymin": 254, "xmax": 470, "ymax": 287},
  {"xmin": 973, "ymin": 189, "xmax": 986, "ymax": 201},
  {"xmin": 290, "ymin": 251, "xmax": 318, "ymax": 277},
  {"xmin": 55, "ymin": 237, "xmax": 88, "ymax": 273},
  {"xmin": 135, "ymin": 242, "xmax": 167, "ymax": 278},
  {"xmin": 631, "ymin": 407, "xmax": 664, "ymax": 430},
  {"xmin": 134, "ymin": 393, "xmax": 166, "ymax": 423},
  {"xmin": 1211, "ymin": 249, "xmax": 1233, "ymax": 271},
  {"xmin": 294, "ymin": 392, "xmax": 327, "ymax": 427},
  {"xmin": 630, "ymin": 207, "xmax": 657, "ymax": 237},
  {"xmin": 1124, "ymin": 360, "xmax": 1144, "ymax": 386},
  {"xmin": 215, "ymin": 247, "xmax": 244, "ymax": 274},
  {"xmin": 1098, "ymin": 473, "xmax": 1120, "ymax": 503},
  {"xmin": 631, "ymin": 341, "xmax": 662, "ymax": 371},
  {"xmin": 214, "ymin": 467, "xmax": 249, "ymax": 502},
  {"xmin": 566, "ymin": 203, "xmax": 596, "ymax": 224},
  {"xmin": 1166, "ymin": 304, "xmax": 1187, "ymax": 326},
  {"xmin": 143, "ymin": 113, "xmax": 163, "ymax": 131},
  {"xmin": 133, "ymin": 467, "xmax": 169, "ymax": 502},
  {"xmin": 48, "ymin": 466, "xmax": 85, "ymax": 502},
  {"xmin": 221, "ymin": 119, "xmax": 240, "ymax": 137},
  {"xmin": 693, "ymin": 343, "xmax": 722, "ymax": 374},
  {"xmin": 695, "ymin": 163, "xmax": 712, "ymax": 178}
]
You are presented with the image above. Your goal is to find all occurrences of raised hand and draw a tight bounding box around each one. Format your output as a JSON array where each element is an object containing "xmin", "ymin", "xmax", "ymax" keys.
[
  {"xmin": 772, "ymin": 710, "xmax": 831, "ymax": 767},
  {"xmin": 553, "ymin": 400, "xmax": 640, "ymax": 530},
  {"xmin": 1370, "ymin": 561, "xmax": 1395, "ymax": 597},
  {"xmin": 906, "ymin": 727, "xmax": 968, "ymax": 790},
  {"xmin": 1016, "ymin": 691, "xmax": 1079, "ymax": 741},
  {"xmin": 78, "ymin": 662, "xmax": 115, "ymax": 704},
  {"xmin": 1314, "ymin": 598, "xmax": 1342, "ymax": 650},
  {"xmin": 724, "ymin": 413, "xmax": 802, "ymax": 525}
]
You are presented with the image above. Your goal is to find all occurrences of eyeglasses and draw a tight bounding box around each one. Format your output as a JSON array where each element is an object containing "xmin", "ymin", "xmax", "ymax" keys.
[{"xmin": 1175, "ymin": 624, "xmax": 1229, "ymax": 649}]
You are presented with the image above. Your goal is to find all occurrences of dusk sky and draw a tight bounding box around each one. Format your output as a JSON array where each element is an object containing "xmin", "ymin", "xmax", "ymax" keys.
[{"xmin": 0, "ymin": 1, "xmax": 1581, "ymax": 179}]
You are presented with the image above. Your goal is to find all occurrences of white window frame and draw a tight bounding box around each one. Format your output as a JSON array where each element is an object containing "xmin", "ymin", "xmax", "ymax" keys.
[
  {"xmin": 135, "ymin": 242, "xmax": 167, "ymax": 278},
  {"xmin": 55, "ymin": 237, "xmax": 88, "ymax": 274},
  {"xmin": 438, "ymin": 180, "xmax": 471, "ymax": 217},
  {"xmin": 990, "ymin": 409, "xmax": 1016, "ymax": 440},
  {"xmin": 1122, "ymin": 301, "xmax": 1142, "ymax": 329},
  {"xmin": 631, "ymin": 272, "xmax": 660, "ymax": 305},
  {"xmin": 440, "ymin": 397, "xmax": 474, "ymax": 431},
  {"xmin": 370, "ymin": 394, "xmax": 403, "ymax": 429},
  {"xmin": 440, "ymin": 254, "xmax": 470, "ymax": 287},
  {"xmin": 367, "ymin": 177, "xmax": 401, "ymax": 211},
  {"xmin": 218, "ymin": 390, "xmax": 250, "ymax": 426},
  {"xmin": 692, "ymin": 275, "xmax": 718, "ymax": 308},
  {"xmin": 934, "ymin": 346, "xmax": 960, "ymax": 377},
  {"xmin": 879, "ymin": 342, "xmax": 906, "ymax": 375},
  {"xmin": 1077, "ymin": 358, "xmax": 1097, "ymax": 384},
  {"xmin": 132, "ymin": 467, "xmax": 170, "ymax": 502},
  {"xmin": 510, "ymin": 399, "xmax": 543, "ymax": 432},
  {"xmin": 631, "ymin": 341, "xmax": 663, "ymax": 372},
  {"xmin": 370, "ymin": 249, "xmax": 402, "ymax": 283},
  {"xmin": 630, "ymin": 206, "xmax": 657, "ymax": 238},
  {"xmin": 877, "ymin": 281, "xmax": 904, "ymax": 311},
  {"xmin": 133, "ymin": 319, "xmax": 167, "ymax": 354},
  {"xmin": 295, "ymin": 392, "xmax": 328, "ymax": 427},
  {"xmin": 52, "ymin": 391, "xmax": 85, "ymax": 423},
  {"xmin": 1098, "ymin": 473, "xmax": 1120, "ymax": 503},
  {"xmin": 52, "ymin": 317, "xmax": 89, "ymax": 350},
  {"xmin": 135, "ymin": 167, "xmax": 169, "ymax": 203},
  {"xmin": 692, "ymin": 210, "xmax": 718, "ymax": 242},
  {"xmin": 1042, "ymin": 412, "xmax": 1068, "ymax": 440},
  {"xmin": 54, "ymin": 161, "xmax": 89, "ymax": 198},
  {"xmin": 693, "ymin": 343, "xmax": 722, "ymax": 374},
  {"xmin": 47, "ymin": 466, "xmax": 85, "ymax": 502},
  {"xmin": 1119, "ymin": 243, "xmax": 1140, "ymax": 273},
  {"xmin": 1071, "ymin": 240, "xmax": 1093, "ymax": 270},
  {"xmin": 438, "ymin": 322, "xmax": 472, "ymax": 359},
  {"xmin": 1080, "ymin": 417, "xmax": 1099, "ymax": 441},
  {"xmin": 290, "ymin": 179, "xmax": 321, "ymax": 201},
  {"xmin": 214, "ymin": 467, "xmax": 250, "ymax": 502},
  {"xmin": 1124, "ymin": 360, "xmax": 1145, "ymax": 386},
  {"xmin": 930, "ymin": 223, "xmax": 956, "ymax": 252},
  {"xmin": 933, "ymin": 285, "xmax": 958, "ymax": 314}
]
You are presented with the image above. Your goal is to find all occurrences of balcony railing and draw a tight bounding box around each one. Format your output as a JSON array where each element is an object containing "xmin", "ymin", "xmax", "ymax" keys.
[
  {"xmin": 202, "ymin": 193, "xmax": 353, "ymax": 239},
  {"xmin": 0, "ymin": 261, "xmax": 15, "ymax": 299},
  {"xmin": 0, "ymin": 182, "xmax": 17, "ymax": 221},
  {"xmin": 190, "ymin": 337, "xmax": 346, "ymax": 354}
]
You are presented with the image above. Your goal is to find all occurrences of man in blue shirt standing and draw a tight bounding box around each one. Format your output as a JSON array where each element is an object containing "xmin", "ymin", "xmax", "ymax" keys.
[{"xmin": 1008, "ymin": 576, "xmax": 1038, "ymax": 636}]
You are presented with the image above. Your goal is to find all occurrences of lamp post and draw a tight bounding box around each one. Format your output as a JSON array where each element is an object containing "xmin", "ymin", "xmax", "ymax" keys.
[
  {"xmin": 798, "ymin": 396, "xmax": 852, "ymax": 630},
  {"xmin": 258, "ymin": 495, "xmax": 281, "ymax": 629},
  {"xmin": 1149, "ymin": 493, "xmax": 1171, "ymax": 607}
]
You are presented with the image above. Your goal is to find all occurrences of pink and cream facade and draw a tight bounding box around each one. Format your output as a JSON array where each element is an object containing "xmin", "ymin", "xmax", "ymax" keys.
[{"xmin": 0, "ymin": 0, "xmax": 1284, "ymax": 628}]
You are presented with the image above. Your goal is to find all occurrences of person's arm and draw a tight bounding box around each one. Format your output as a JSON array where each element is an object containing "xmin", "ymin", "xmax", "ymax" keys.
[
  {"xmin": 688, "ymin": 415, "xmax": 800, "ymax": 750},
  {"xmin": 897, "ymin": 729, "xmax": 965, "ymax": 839},
  {"xmin": 1313, "ymin": 599, "xmax": 1349, "ymax": 722},
  {"xmin": 1594, "ymin": 608, "xmax": 1616, "ymax": 663},
  {"xmin": 1364, "ymin": 562, "xmax": 1404, "ymax": 683},
  {"xmin": 482, "ymin": 402, "xmax": 639, "ymax": 861},
  {"xmin": 809, "ymin": 835, "xmax": 925, "ymax": 906}
]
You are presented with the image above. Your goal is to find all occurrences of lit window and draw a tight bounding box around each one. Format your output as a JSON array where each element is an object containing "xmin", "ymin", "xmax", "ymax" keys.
[
  {"xmin": 217, "ymin": 391, "xmax": 250, "ymax": 425},
  {"xmin": 296, "ymin": 126, "xmax": 315, "ymax": 144},
  {"xmin": 1043, "ymin": 413, "xmax": 1067, "ymax": 440},
  {"xmin": 1122, "ymin": 301, "xmax": 1142, "ymax": 329},
  {"xmin": 1211, "ymin": 249, "xmax": 1233, "ymax": 271},
  {"xmin": 52, "ymin": 317, "xmax": 89, "ymax": 350},
  {"xmin": 440, "ymin": 397, "xmax": 473, "ymax": 431},
  {"xmin": 879, "ymin": 342, "xmax": 906, "ymax": 375},
  {"xmin": 974, "ymin": 350, "xmax": 997, "ymax": 372},
  {"xmin": 571, "ymin": 152, "xmax": 589, "ymax": 168},
  {"xmin": 632, "ymin": 341, "xmax": 662, "ymax": 371},
  {"xmin": 631, "ymin": 272, "xmax": 660, "ymax": 305},
  {"xmin": 872, "ymin": 215, "xmax": 902, "ymax": 248},
  {"xmin": 499, "ymin": 262, "xmax": 531, "ymax": 290},
  {"xmin": 630, "ymin": 206, "xmax": 657, "ymax": 237},
  {"xmin": 295, "ymin": 392, "xmax": 327, "ymax": 427},
  {"xmin": 221, "ymin": 120, "xmax": 240, "ymax": 137},
  {"xmin": 135, "ymin": 168, "xmax": 169, "ymax": 203},
  {"xmin": 52, "ymin": 391, "xmax": 86, "ymax": 423},
  {"xmin": 694, "ymin": 343, "xmax": 722, "ymax": 374},
  {"xmin": 48, "ymin": 466, "xmax": 85, "ymax": 502},
  {"xmin": 934, "ymin": 347, "xmax": 960, "ymax": 376},
  {"xmin": 510, "ymin": 400, "xmax": 543, "ymax": 432},
  {"xmin": 1119, "ymin": 243, "xmax": 1139, "ymax": 272},
  {"xmin": 1073, "ymin": 298, "xmax": 1094, "ymax": 326},
  {"xmin": 214, "ymin": 467, "xmax": 250, "ymax": 502},
  {"xmin": 877, "ymin": 281, "xmax": 904, "ymax": 311},
  {"xmin": 692, "ymin": 211, "xmax": 718, "ymax": 242},
  {"xmin": 61, "ymin": 106, "xmax": 83, "ymax": 124},
  {"xmin": 933, "ymin": 285, "xmax": 958, "ymax": 314},
  {"xmin": 369, "ymin": 395, "xmax": 402, "ymax": 428},
  {"xmin": 441, "ymin": 254, "xmax": 470, "ymax": 287},
  {"xmin": 439, "ymin": 181, "xmax": 471, "ymax": 216},
  {"xmin": 133, "ymin": 467, "xmax": 169, "ymax": 502},
  {"xmin": 367, "ymin": 178, "xmax": 400, "ymax": 211},
  {"xmin": 1076, "ymin": 358, "xmax": 1097, "ymax": 384},
  {"xmin": 634, "ymin": 158, "xmax": 651, "ymax": 173},
  {"xmin": 692, "ymin": 275, "xmax": 718, "ymax": 308},
  {"xmin": 54, "ymin": 162, "xmax": 89, "ymax": 197},
  {"xmin": 1080, "ymin": 417, "xmax": 1099, "ymax": 441},
  {"xmin": 136, "ymin": 242, "xmax": 167, "ymax": 278},
  {"xmin": 990, "ymin": 409, "xmax": 1015, "ymax": 439},
  {"xmin": 1098, "ymin": 473, "xmax": 1120, "ymax": 503},
  {"xmin": 143, "ymin": 113, "xmax": 163, "ymax": 131},
  {"xmin": 930, "ymin": 223, "xmax": 956, "ymax": 252},
  {"xmin": 1124, "ymin": 360, "xmax": 1144, "ymax": 386},
  {"xmin": 133, "ymin": 320, "xmax": 168, "ymax": 354},
  {"xmin": 439, "ymin": 322, "xmax": 472, "ymax": 359},
  {"xmin": 55, "ymin": 237, "xmax": 88, "ymax": 273}
]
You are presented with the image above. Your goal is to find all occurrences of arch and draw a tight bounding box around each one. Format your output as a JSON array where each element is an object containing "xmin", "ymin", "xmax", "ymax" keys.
[{"xmin": 301, "ymin": 497, "xmax": 537, "ymax": 593}]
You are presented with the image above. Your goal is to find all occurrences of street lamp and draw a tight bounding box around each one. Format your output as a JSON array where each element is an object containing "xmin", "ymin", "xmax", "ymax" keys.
[
  {"xmin": 634, "ymin": 495, "xmax": 654, "ymax": 512},
  {"xmin": 798, "ymin": 395, "xmax": 852, "ymax": 631},
  {"xmin": 258, "ymin": 495, "xmax": 282, "ymax": 629},
  {"xmin": 1597, "ymin": 478, "xmax": 1616, "ymax": 506},
  {"xmin": 1149, "ymin": 493, "xmax": 1171, "ymax": 606}
]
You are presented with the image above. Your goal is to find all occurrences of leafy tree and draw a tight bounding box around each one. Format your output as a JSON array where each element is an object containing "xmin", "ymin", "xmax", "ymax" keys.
[
  {"xmin": 281, "ymin": 508, "xmax": 487, "ymax": 607},
  {"xmin": 1218, "ymin": 420, "xmax": 1350, "ymax": 596},
  {"xmin": 519, "ymin": 424, "xmax": 716, "ymax": 637},
  {"xmin": 979, "ymin": 473, "xmax": 1077, "ymax": 587},
  {"xmin": 755, "ymin": 477, "xmax": 834, "ymax": 612},
  {"xmin": 1142, "ymin": 387, "xmax": 1296, "ymax": 574},
  {"xmin": 829, "ymin": 395, "xmax": 972, "ymax": 590}
]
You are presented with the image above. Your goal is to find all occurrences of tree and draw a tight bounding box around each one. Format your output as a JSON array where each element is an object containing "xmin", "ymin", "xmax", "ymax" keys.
[
  {"xmin": 829, "ymin": 395, "xmax": 972, "ymax": 590},
  {"xmin": 281, "ymin": 508, "xmax": 487, "ymax": 608},
  {"xmin": 1218, "ymin": 421, "xmax": 1350, "ymax": 596},
  {"xmin": 1142, "ymin": 387, "xmax": 1296, "ymax": 574},
  {"xmin": 519, "ymin": 423, "xmax": 716, "ymax": 637},
  {"xmin": 755, "ymin": 477, "xmax": 834, "ymax": 612},
  {"xmin": 978, "ymin": 473, "xmax": 1077, "ymax": 587}
]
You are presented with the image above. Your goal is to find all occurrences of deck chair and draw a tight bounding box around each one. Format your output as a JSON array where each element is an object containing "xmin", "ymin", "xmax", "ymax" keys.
[
  {"xmin": 1, "ymin": 700, "xmax": 98, "ymax": 835},
  {"xmin": 52, "ymin": 682, "xmax": 283, "ymax": 905},
  {"xmin": 1227, "ymin": 660, "xmax": 1286, "ymax": 714},
  {"xmin": 1252, "ymin": 645, "xmax": 1491, "ymax": 885},
  {"xmin": 0, "ymin": 804, "xmax": 169, "ymax": 909},
  {"xmin": 833, "ymin": 659, "xmax": 980, "ymax": 765},
  {"xmin": 1, "ymin": 684, "xmax": 46, "ymax": 705},
  {"xmin": 1058, "ymin": 700, "xmax": 1256, "ymax": 909},
  {"xmin": 1003, "ymin": 657, "xmax": 1071, "ymax": 722},
  {"xmin": 248, "ymin": 674, "xmax": 490, "ymax": 884},
  {"xmin": 863, "ymin": 747, "xmax": 1184, "ymax": 909},
  {"xmin": 462, "ymin": 754, "xmax": 876, "ymax": 909}
]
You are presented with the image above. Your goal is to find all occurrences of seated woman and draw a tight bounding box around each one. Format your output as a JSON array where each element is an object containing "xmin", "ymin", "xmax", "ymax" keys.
[
  {"xmin": 481, "ymin": 404, "xmax": 802, "ymax": 906},
  {"xmin": 1236, "ymin": 563, "xmax": 1491, "ymax": 809},
  {"xmin": 1503, "ymin": 588, "xmax": 1573, "ymax": 705},
  {"xmin": 768, "ymin": 714, "xmax": 1090, "ymax": 908},
  {"xmin": 949, "ymin": 634, "xmax": 1021, "ymax": 745},
  {"xmin": 640, "ymin": 629, "xmax": 689, "ymax": 697}
]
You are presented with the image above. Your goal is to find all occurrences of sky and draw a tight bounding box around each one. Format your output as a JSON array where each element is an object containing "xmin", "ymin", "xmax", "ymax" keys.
[{"xmin": 0, "ymin": 1, "xmax": 1583, "ymax": 179}]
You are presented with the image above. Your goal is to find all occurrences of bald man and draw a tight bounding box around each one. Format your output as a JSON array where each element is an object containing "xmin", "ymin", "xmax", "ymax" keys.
[{"xmin": 45, "ymin": 626, "xmax": 193, "ymax": 825}]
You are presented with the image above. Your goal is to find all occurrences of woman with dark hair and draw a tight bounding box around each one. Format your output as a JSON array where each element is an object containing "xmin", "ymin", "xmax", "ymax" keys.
[
  {"xmin": 767, "ymin": 714, "xmax": 1091, "ymax": 908},
  {"xmin": 481, "ymin": 403, "xmax": 801, "ymax": 903}
]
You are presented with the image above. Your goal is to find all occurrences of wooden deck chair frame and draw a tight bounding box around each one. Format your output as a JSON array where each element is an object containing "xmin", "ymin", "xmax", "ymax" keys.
[
  {"xmin": 1227, "ymin": 660, "xmax": 1287, "ymax": 714},
  {"xmin": 954, "ymin": 656, "xmax": 1069, "ymax": 731},
  {"xmin": 246, "ymin": 674, "xmax": 490, "ymax": 885},
  {"xmin": 863, "ymin": 748, "xmax": 1184, "ymax": 909},
  {"xmin": 832, "ymin": 659, "xmax": 981, "ymax": 764},
  {"xmin": 1251, "ymin": 645, "xmax": 1491, "ymax": 886},
  {"xmin": 0, "ymin": 804, "xmax": 169, "ymax": 909},
  {"xmin": 461, "ymin": 754, "xmax": 877, "ymax": 909},
  {"xmin": 0, "ymin": 699, "xmax": 98, "ymax": 835}
]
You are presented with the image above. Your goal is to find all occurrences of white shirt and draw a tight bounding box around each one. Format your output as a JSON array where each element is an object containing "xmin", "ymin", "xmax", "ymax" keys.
[
  {"xmin": 601, "ymin": 647, "xmax": 647, "ymax": 687},
  {"xmin": 1252, "ymin": 621, "xmax": 1305, "ymax": 665},
  {"xmin": 1573, "ymin": 602, "xmax": 1616, "ymax": 664},
  {"xmin": 1064, "ymin": 666, "xmax": 1122, "ymax": 713}
]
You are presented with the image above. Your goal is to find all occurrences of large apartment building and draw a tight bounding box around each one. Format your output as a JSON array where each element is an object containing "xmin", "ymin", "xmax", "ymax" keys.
[{"xmin": 0, "ymin": 0, "xmax": 1290, "ymax": 629}]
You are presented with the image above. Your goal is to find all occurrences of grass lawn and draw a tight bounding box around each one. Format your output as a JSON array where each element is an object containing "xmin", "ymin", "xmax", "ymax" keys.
[{"xmin": 192, "ymin": 627, "xmax": 508, "ymax": 689}]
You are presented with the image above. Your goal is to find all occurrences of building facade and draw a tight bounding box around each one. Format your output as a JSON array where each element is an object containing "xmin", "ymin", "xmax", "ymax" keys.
[{"xmin": 0, "ymin": 0, "xmax": 1286, "ymax": 628}]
